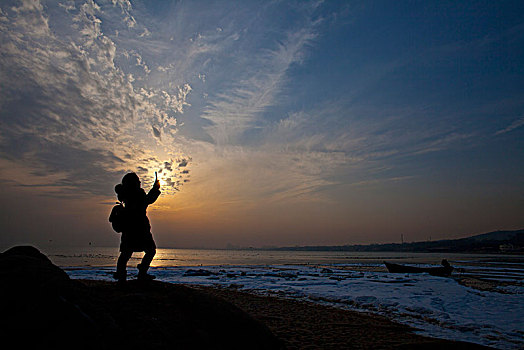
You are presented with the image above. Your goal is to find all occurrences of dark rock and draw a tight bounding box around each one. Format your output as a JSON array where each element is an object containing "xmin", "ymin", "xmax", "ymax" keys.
[{"xmin": 0, "ymin": 246, "xmax": 114, "ymax": 350}]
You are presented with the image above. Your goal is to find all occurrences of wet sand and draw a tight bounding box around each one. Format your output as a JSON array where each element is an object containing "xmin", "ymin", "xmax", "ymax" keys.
[{"xmin": 192, "ymin": 284, "xmax": 493, "ymax": 350}]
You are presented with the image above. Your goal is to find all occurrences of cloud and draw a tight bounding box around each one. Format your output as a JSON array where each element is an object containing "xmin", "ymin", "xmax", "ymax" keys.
[
  {"xmin": 172, "ymin": 1, "xmax": 473, "ymax": 205},
  {"xmin": 152, "ymin": 126, "xmax": 161, "ymax": 139},
  {"xmin": 200, "ymin": 4, "xmax": 320, "ymax": 146},
  {"xmin": 166, "ymin": 1, "xmax": 347, "ymax": 204},
  {"xmin": 0, "ymin": 0, "xmax": 489, "ymax": 206},
  {"xmin": 0, "ymin": 0, "xmax": 192, "ymax": 197},
  {"xmin": 163, "ymin": 161, "xmax": 172, "ymax": 171},
  {"xmin": 495, "ymin": 117, "xmax": 524, "ymax": 135}
]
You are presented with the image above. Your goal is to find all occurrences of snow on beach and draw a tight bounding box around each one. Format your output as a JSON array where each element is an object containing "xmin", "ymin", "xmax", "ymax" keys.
[{"xmin": 67, "ymin": 263, "xmax": 524, "ymax": 349}]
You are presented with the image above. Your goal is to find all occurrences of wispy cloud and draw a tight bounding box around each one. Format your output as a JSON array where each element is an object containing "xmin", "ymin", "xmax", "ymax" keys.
[
  {"xmin": 201, "ymin": 4, "xmax": 320, "ymax": 146},
  {"xmin": 495, "ymin": 116, "xmax": 524, "ymax": 135}
]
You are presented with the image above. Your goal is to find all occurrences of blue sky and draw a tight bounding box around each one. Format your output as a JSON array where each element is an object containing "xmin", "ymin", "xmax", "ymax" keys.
[{"xmin": 0, "ymin": 0, "xmax": 523, "ymax": 248}]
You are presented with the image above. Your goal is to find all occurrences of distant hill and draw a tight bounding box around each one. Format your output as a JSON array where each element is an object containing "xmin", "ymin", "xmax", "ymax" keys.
[{"xmin": 269, "ymin": 229, "xmax": 524, "ymax": 254}]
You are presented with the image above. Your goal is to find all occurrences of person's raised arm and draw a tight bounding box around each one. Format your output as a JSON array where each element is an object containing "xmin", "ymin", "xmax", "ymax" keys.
[{"xmin": 147, "ymin": 172, "xmax": 161, "ymax": 204}]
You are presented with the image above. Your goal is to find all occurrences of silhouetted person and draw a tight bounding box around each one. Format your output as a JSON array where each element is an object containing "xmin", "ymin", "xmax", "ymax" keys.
[
  {"xmin": 440, "ymin": 259, "xmax": 453, "ymax": 276},
  {"xmin": 441, "ymin": 259, "xmax": 451, "ymax": 269},
  {"xmin": 113, "ymin": 172, "xmax": 160, "ymax": 283}
]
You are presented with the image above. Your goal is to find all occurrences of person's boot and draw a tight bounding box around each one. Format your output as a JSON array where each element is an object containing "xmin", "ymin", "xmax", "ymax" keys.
[
  {"xmin": 113, "ymin": 270, "xmax": 127, "ymax": 286},
  {"xmin": 137, "ymin": 263, "xmax": 155, "ymax": 281}
]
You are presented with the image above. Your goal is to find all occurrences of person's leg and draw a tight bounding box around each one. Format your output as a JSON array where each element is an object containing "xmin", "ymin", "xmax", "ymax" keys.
[
  {"xmin": 115, "ymin": 250, "xmax": 132, "ymax": 281},
  {"xmin": 137, "ymin": 239, "xmax": 156, "ymax": 279}
]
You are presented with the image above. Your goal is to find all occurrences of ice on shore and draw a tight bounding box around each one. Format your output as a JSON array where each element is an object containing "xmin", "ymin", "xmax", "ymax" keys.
[{"xmin": 67, "ymin": 264, "xmax": 524, "ymax": 349}]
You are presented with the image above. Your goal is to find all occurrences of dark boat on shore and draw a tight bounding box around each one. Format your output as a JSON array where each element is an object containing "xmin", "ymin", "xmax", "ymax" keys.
[{"xmin": 384, "ymin": 259, "xmax": 454, "ymax": 277}]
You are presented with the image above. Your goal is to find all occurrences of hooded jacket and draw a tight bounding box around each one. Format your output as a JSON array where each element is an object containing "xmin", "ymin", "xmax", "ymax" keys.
[{"xmin": 115, "ymin": 184, "xmax": 160, "ymax": 251}]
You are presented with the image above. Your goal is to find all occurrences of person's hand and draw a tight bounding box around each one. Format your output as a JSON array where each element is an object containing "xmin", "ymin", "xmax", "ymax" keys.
[{"xmin": 153, "ymin": 179, "xmax": 160, "ymax": 190}]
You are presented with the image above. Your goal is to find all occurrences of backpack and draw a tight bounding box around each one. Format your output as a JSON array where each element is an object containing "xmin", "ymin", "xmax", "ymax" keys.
[{"xmin": 108, "ymin": 202, "xmax": 127, "ymax": 233}]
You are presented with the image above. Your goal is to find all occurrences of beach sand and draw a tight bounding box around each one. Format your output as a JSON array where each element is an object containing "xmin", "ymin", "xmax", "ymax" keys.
[{"xmin": 192, "ymin": 284, "xmax": 493, "ymax": 350}]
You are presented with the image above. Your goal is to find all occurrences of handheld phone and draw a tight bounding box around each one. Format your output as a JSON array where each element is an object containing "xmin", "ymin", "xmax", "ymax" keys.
[{"xmin": 155, "ymin": 171, "xmax": 158, "ymax": 182}]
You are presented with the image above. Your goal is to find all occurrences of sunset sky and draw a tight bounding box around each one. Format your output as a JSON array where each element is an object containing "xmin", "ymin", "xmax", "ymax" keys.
[{"xmin": 1, "ymin": 0, "xmax": 523, "ymax": 249}]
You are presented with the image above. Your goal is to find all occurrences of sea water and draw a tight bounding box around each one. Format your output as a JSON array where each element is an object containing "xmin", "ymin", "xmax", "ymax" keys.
[{"xmin": 28, "ymin": 246, "xmax": 524, "ymax": 349}]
